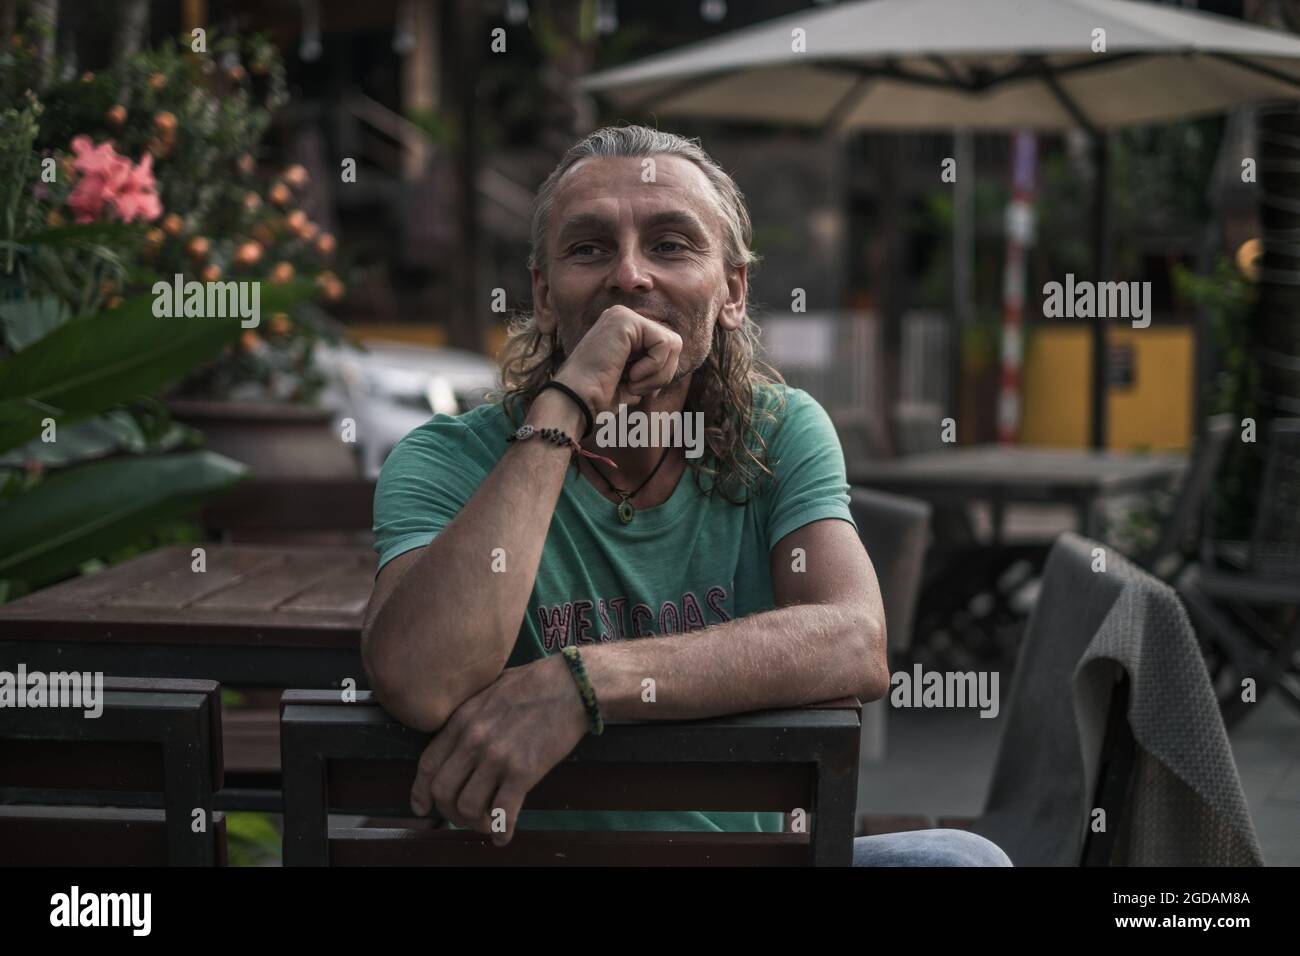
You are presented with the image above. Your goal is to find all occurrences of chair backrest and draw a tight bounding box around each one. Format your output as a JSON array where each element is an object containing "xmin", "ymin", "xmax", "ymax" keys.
[
  {"xmin": 1248, "ymin": 418, "xmax": 1300, "ymax": 569},
  {"xmin": 1140, "ymin": 412, "xmax": 1233, "ymax": 575},
  {"xmin": 848, "ymin": 487, "xmax": 932, "ymax": 655},
  {"xmin": 970, "ymin": 534, "xmax": 1140, "ymax": 866},
  {"xmin": 0, "ymin": 677, "xmax": 226, "ymax": 865},
  {"xmin": 971, "ymin": 533, "xmax": 1260, "ymax": 866},
  {"xmin": 281, "ymin": 690, "xmax": 860, "ymax": 866},
  {"xmin": 890, "ymin": 401, "xmax": 948, "ymax": 457}
]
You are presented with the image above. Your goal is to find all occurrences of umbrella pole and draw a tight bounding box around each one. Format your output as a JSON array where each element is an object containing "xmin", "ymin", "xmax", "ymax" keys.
[{"xmin": 1090, "ymin": 132, "xmax": 1110, "ymax": 450}]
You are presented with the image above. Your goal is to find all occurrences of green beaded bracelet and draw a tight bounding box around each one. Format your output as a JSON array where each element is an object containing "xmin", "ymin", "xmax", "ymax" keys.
[{"xmin": 560, "ymin": 645, "xmax": 604, "ymax": 735}]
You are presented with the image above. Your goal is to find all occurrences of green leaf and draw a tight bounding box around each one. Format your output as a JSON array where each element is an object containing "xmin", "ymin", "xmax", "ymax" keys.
[
  {"xmin": 22, "ymin": 222, "xmax": 145, "ymax": 248},
  {"xmin": 0, "ymin": 449, "xmax": 248, "ymax": 584},
  {"xmin": 0, "ymin": 278, "xmax": 315, "ymax": 452},
  {"xmin": 0, "ymin": 410, "xmax": 146, "ymax": 468},
  {"xmin": 0, "ymin": 295, "xmax": 70, "ymax": 351},
  {"xmin": 224, "ymin": 811, "xmax": 282, "ymax": 867}
]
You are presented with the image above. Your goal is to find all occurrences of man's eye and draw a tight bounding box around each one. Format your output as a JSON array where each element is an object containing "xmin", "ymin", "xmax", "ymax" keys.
[
  {"xmin": 570, "ymin": 243, "xmax": 599, "ymax": 256},
  {"xmin": 654, "ymin": 240, "xmax": 685, "ymax": 254}
]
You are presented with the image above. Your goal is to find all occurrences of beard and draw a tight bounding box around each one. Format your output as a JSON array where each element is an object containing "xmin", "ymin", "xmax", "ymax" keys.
[{"xmin": 562, "ymin": 296, "xmax": 715, "ymax": 383}]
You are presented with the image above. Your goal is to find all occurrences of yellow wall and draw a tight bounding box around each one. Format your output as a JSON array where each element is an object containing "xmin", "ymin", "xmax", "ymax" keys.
[{"xmin": 1019, "ymin": 325, "xmax": 1194, "ymax": 451}]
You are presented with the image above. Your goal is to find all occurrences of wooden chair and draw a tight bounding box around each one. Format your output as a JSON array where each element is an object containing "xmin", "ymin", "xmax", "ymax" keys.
[
  {"xmin": 281, "ymin": 690, "xmax": 860, "ymax": 866},
  {"xmin": 0, "ymin": 677, "xmax": 227, "ymax": 865}
]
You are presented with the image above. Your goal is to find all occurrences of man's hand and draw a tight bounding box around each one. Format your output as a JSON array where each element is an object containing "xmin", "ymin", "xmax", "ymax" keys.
[
  {"xmin": 409, "ymin": 653, "xmax": 589, "ymax": 845},
  {"xmin": 554, "ymin": 304, "xmax": 683, "ymax": 414}
]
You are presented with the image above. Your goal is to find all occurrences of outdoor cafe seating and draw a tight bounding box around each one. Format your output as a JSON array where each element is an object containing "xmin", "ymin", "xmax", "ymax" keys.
[{"xmin": 0, "ymin": 466, "xmax": 1272, "ymax": 866}]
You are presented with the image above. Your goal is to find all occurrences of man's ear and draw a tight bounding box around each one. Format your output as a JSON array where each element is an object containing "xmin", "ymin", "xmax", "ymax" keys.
[
  {"xmin": 717, "ymin": 264, "xmax": 747, "ymax": 332},
  {"xmin": 531, "ymin": 267, "xmax": 557, "ymax": 334}
]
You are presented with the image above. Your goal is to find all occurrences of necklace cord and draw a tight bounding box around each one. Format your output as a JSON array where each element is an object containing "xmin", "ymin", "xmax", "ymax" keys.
[{"xmin": 587, "ymin": 445, "xmax": 673, "ymax": 502}]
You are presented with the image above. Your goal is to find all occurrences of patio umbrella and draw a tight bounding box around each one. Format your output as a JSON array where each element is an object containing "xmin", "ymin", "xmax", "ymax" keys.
[{"xmin": 579, "ymin": 0, "xmax": 1300, "ymax": 448}]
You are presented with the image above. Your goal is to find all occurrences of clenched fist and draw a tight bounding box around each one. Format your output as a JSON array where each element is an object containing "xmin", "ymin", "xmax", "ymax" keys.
[{"xmin": 552, "ymin": 305, "xmax": 683, "ymax": 415}]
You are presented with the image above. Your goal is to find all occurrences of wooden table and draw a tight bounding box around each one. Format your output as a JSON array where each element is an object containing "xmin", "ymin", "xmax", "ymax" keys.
[
  {"xmin": 849, "ymin": 445, "xmax": 1186, "ymax": 544},
  {"xmin": 0, "ymin": 543, "xmax": 374, "ymax": 690}
]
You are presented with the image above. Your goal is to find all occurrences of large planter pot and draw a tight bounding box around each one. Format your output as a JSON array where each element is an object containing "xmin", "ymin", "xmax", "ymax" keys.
[{"xmin": 166, "ymin": 399, "xmax": 359, "ymax": 480}]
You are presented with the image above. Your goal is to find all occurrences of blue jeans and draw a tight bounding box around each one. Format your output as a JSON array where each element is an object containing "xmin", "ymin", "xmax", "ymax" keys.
[{"xmin": 852, "ymin": 828, "xmax": 1013, "ymax": 866}]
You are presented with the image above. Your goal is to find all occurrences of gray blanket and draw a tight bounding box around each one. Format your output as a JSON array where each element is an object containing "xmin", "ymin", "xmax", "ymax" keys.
[{"xmin": 972, "ymin": 533, "xmax": 1263, "ymax": 866}]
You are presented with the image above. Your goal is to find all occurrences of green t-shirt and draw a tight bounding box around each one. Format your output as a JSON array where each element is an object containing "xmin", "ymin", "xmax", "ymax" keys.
[{"xmin": 373, "ymin": 383, "xmax": 854, "ymax": 833}]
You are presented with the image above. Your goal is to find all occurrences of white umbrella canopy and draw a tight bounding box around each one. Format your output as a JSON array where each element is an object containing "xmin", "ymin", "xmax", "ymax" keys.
[
  {"xmin": 579, "ymin": 0, "xmax": 1300, "ymax": 132},
  {"xmin": 581, "ymin": 0, "xmax": 1300, "ymax": 448}
]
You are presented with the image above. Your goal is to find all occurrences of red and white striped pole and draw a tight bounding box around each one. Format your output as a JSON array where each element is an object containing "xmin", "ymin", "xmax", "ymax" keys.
[{"xmin": 997, "ymin": 130, "xmax": 1038, "ymax": 445}]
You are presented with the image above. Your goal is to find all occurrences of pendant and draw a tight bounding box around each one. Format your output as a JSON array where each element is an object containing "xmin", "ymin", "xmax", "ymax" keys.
[{"xmin": 617, "ymin": 498, "xmax": 635, "ymax": 524}]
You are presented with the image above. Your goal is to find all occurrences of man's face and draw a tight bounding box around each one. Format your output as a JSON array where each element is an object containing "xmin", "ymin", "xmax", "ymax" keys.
[{"xmin": 532, "ymin": 154, "xmax": 746, "ymax": 382}]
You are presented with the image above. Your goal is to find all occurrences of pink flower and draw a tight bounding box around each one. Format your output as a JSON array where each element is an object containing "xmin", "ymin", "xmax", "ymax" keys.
[{"xmin": 65, "ymin": 136, "xmax": 163, "ymax": 224}]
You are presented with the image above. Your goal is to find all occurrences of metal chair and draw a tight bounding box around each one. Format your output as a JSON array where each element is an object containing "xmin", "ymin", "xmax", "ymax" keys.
[
  {"xmin": 1178, "ymin": 418, "xmax": 1300, "ymax": 726},
  {"xmin": 865, "ymin": 534, "xmax": 1263, "ymax": 866},
  {"xmin": 848, "ymin": 487, "xmax": 931, "ymax": 766},
  {"xmin": 1137, "ymin": 412, "xmax": 1234, "ymax": 580}
]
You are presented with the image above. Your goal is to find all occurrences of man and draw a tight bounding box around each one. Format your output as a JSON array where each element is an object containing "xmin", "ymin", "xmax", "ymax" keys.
[{"xmin": 363, "ymin": 125, "xmax": 1010, "ymax": 867}]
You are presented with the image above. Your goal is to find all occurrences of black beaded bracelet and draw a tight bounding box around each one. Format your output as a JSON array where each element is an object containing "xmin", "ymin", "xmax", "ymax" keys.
[{"xmin": 538, "ymin": 380, "xmax": 594, "ymax": 439}]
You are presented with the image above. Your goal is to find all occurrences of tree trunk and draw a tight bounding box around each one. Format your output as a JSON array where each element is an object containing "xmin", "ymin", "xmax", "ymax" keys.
[
  {"xmin": 1252, "ymin": 1, "xmax": 1300, "ymax": 423},
  {"xmin": 447, "ymin": 0, "xmax": 482, "ymax": 352},
  {"xmin": 1255, "ymin": 105, "xmax": 1300, "ymax": 422},
  {"xmin": 30, "ymin": 0, "xmax": 58, "ymax": 92},
  {"xmin": 0, "ymin": 0, "xmax": 18, "ymax": 48},
  {"xmin": 114, "ymin": 0, "xmax": 150, "ymax": 106}
]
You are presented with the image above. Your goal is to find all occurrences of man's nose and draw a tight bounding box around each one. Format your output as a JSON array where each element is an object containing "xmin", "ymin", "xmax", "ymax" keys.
[{"xmin": 606, "ymin": 245, "xmax": 653, "ymax": 294}]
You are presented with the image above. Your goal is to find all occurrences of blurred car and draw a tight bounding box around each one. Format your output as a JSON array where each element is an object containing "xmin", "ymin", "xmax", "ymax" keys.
[{"xmin": 315, "ymin": 339, "xmax": 499, "ymax": 479}]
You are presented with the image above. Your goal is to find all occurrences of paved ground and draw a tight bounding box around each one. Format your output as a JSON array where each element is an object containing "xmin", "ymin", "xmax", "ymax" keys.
[{"xmin": 856, "ymin": 688, "xmax": 1300, "ymax": 865}]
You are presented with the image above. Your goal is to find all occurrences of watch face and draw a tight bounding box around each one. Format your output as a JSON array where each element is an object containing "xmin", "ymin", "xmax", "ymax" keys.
[{"xmin": 514, "ymin": 424, "xmax": 535, "ymax": 440}]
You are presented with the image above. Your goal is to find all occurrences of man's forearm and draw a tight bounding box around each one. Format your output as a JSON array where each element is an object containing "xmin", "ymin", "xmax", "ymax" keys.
[
  {"xmin": 579, "ymin": 602, "xmax": 886, "ymax": 722},
  {"xmin": 364, "ymin": 391, "xmax": 584, "ymax": 728}
]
